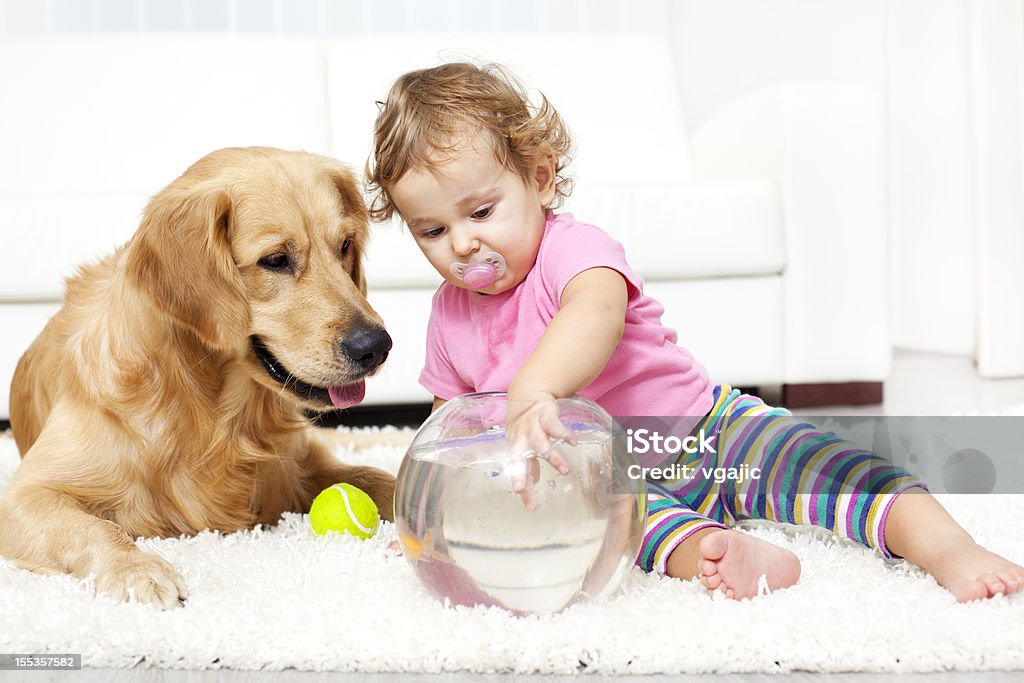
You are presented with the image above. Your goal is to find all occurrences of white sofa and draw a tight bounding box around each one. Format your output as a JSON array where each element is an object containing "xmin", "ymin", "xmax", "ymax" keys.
[{"xmin": 0, "ymin": 33, "xmax": 889, "ymax": 420}]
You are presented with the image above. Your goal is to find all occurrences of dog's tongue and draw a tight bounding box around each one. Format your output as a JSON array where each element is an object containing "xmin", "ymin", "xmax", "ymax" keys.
[{"xmin": 328, "ymin": 380, "xmax": 365, "ymax": 409}]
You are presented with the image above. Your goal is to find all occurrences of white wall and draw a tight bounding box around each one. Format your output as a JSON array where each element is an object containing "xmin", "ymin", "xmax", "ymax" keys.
[
  {"xmin": 0, "ymin": 0, "xmax": 993, "ymax": 361},
  {"xmin": 887, "ymin": 0, "xmax": 975, "ymax": 356},
  {"xmin": 969, "ymin": 0, "xmax": 1024, "ymax": 377}
]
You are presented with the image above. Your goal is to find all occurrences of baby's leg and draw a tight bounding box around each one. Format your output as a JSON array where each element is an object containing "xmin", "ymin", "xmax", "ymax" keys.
[
  {"xmin": 643, "ymin": 481, "xmax": 801, "ymax": 599},
  {"xmin": 707, "ymin": 387, "xmax": 1024, "ymax": 601},
  {"xmin": 668, "ymin": 385, "xmax": 918, "ymax": 597},
  {"xmin": 884, "ymin": 488, "xmax": 1024, "ymax": 601},
  {"xmin": 708, "ymin": 389, "xmax": 921, "ymax": 553}
]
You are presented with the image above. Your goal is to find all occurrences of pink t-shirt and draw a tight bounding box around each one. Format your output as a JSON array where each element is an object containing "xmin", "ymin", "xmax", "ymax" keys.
[{"xmin": 419, "ymin": 212, "xmax": 713, "ymax": 418}]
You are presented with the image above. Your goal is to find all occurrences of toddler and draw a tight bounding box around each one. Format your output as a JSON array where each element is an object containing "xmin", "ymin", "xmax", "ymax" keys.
[{"xmin": 366, "ymin": 62, "xmax": 1024, "ymax": 601}]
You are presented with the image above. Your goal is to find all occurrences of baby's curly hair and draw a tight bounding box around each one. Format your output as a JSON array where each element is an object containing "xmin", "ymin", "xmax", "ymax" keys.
[{"xmin": 365, "ymin": 62, "xmax": 574, "ymax": 223}]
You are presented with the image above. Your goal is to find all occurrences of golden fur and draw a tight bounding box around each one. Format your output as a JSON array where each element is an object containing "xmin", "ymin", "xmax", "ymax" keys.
[{"xmin": 0, "ymin": 147, "xmax": 395, "ymax": 609}]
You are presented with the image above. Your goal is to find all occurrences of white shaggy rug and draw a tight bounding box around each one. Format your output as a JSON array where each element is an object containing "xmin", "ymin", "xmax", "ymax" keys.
[{"xmin": 2, "ymin": 427, "xmax": 1024, "ymax": 675}]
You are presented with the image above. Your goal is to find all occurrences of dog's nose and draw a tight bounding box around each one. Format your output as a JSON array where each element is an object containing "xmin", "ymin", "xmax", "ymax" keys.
[{"xmin": 341, "ymin": 326, "xmax": 392, "ymax": 369}]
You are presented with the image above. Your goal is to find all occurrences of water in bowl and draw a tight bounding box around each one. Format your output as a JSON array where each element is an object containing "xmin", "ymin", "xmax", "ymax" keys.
[{"xmin": 394, "ymin": 395, "xmax": 646, "ymax": 614}]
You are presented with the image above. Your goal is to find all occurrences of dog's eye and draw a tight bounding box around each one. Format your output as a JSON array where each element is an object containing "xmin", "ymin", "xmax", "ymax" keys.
[
  {"xmin": 340, "ymin": 239, "xmax": 351, "ymax": 255},
  {"xmin": 258, "ymin": 253, "xmax": 291, "ymax": 271}
]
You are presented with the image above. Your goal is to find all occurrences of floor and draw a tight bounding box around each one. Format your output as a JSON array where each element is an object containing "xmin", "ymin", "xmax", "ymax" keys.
[
  {"xmin": 7, "ymin": 670, "xmax": 1024, "ymax": 683},
  {"xmin": 4, "ymin": 351, "xmax": 1024, "ymax": 683}
]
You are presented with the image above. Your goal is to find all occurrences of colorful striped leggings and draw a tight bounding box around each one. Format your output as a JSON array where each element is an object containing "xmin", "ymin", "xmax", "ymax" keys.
[{"xmin": 637, "ymin": 385, "xmax": 927, "ymax": 574}]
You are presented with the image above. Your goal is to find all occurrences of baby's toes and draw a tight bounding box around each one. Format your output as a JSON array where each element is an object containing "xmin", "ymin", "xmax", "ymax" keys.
[
  {"xmin": 979, "ymin": 572, "xmax": 1006, "ymax": 597},
  {"xmin": 699, "ymin": 559, "xmax": 718, "ymax": 577},
  {"xmin": 702, "ymin": 572, "xmax": 723, "ymax": 590},
  {"xmin": 997, "ymin": 570, "xmax": 1020, "ymax": 594},
  {"xmin": 952, "ymin": 578, "xmax": 989, "ymax": 603}
]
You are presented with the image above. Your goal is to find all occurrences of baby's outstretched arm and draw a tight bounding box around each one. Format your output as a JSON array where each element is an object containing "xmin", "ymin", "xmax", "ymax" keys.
[
  {"xmin": 506, "ymin": 266, "xmax": 627, "ymax": 467},
  {"xmin": 509, "ymin": 266, "xmax": 628, "ymax": 405}
]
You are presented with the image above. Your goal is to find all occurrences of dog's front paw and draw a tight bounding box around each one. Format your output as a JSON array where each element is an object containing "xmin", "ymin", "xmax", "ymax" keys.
[{"xmin": 95, "ymin": 551, "xmax": 189, "ymax": 609}]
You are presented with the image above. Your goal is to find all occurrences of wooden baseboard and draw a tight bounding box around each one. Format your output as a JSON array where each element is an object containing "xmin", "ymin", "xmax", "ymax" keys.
[{"xmin": 781, "ymin": 381, "xmax": 883, "ymax": 409}]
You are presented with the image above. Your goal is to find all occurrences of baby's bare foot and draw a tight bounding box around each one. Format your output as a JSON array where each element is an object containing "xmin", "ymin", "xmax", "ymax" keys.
[
  {"xmin": 697, "ymin": 529, "xmax": 801, "ymax": 599},
  {"xmin": 919, "ymin": 536, "xmax": 1024, "ymax": 602}
]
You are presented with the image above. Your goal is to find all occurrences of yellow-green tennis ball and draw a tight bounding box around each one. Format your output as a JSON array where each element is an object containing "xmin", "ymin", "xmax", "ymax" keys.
[{"xmin": 309, "ymin": 483, "xmax": 380, "ymax": 539}]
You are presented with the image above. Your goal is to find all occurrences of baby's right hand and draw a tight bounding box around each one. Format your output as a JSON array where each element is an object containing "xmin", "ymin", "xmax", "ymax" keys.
[{"xmin": 504, "ymin": 397, "xmax": 575, "ymax": 510}]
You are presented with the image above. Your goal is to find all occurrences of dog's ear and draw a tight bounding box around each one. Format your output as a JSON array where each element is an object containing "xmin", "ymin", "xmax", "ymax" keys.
[
  {"xmin": 125, "ymin": 182, "xmax": 250, "ymax": 351},
  {"xmin": 325, "ymin": 162, "xmax": 370, "ymax": 296}
]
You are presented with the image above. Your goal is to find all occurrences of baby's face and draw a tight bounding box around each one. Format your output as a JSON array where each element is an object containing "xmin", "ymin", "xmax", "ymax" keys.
[{"xmin": 389, "ymin": 136, "xmax": 554, "ymax": 295}]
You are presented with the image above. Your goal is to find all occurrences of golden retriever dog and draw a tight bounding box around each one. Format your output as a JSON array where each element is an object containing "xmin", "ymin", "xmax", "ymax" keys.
[{"xmin": 0, "ymin": 147, "xmax": 395, "ymax": 609}]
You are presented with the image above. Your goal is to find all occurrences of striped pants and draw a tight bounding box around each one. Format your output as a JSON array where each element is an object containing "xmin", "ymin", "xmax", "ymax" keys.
[{"xmin": 637, "ymin": 385, "xmax": 926, "ymax": 574}]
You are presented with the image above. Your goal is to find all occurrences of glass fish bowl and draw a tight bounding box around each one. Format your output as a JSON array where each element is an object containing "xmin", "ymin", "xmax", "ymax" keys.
[{"xmin": 394, "ymin": 393, "xmax": 646, "ymax": 614}]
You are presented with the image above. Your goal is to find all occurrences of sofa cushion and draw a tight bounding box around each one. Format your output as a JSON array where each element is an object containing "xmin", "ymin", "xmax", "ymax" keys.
[
  {"xmin": 361, "ymin": 178, "xmax": 784, "ymax": 289},
  {"xmin": 1, "ymin": 34, "xmax": 334, "ymax": 301},
  {"xmin": 570, "ymin": 178, "xmax": 785, "ymax": 280},
  {"xmin": 328, "ymin": 32, "xmax": 693, "ymax": 191},
  {"xmin": 362, "ymin": 275, "xmax": 784, "ymax": 405},
  {"xmin": 0, "ymin": 195, "xmax": 144, "ymax": 299},
  {"xmin": 0, "ymin": 35, "xmax": 329, "ymax": 196}
]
